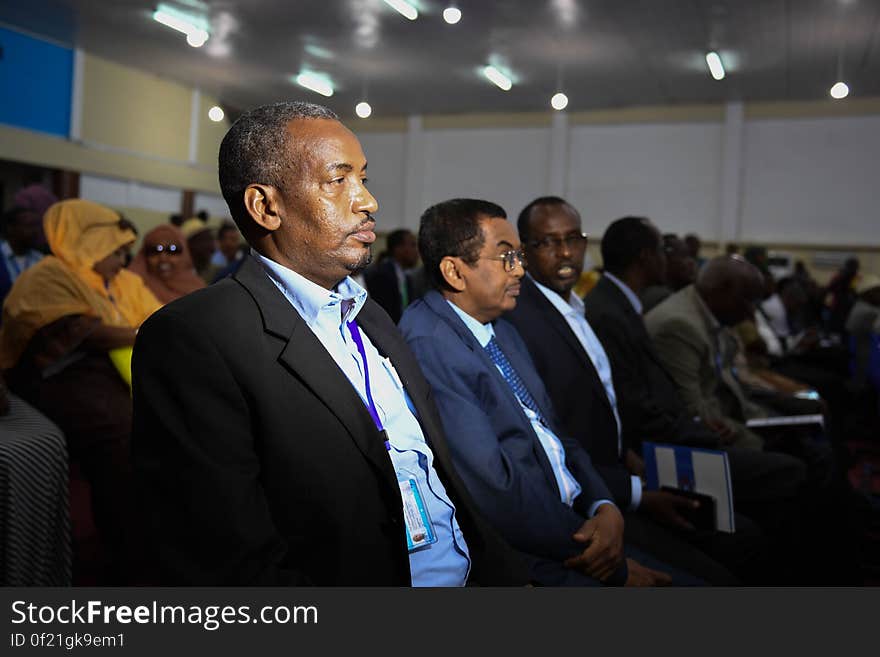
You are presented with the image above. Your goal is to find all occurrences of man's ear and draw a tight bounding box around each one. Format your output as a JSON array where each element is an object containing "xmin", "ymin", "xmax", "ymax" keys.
[
  {"xmin": 439, "ymin": 256, "xmax": 467, "ymax": 292},
  {"xmin": 243, "ymin": 184, "xmax": 282, "ymax": 231}
]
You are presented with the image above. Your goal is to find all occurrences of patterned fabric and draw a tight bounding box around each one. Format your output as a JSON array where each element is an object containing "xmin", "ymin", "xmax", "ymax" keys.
[
  {"xmin": 0, "ymin": 395, "xmax": 71, "ymax": 585},
  {"xmin": 483, "ymin": 337, "xmax": 548, "ymax": 426}
]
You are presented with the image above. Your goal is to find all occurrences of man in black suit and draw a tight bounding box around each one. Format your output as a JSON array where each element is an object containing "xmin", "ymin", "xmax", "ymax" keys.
[
  {"xmin": 365, "ymin": 228, "xmax": 419, "ymax": 323},
  {"xmin": 132, "ymin": 102, "xmax": 527, "ymax": 586},
  {"xmin": 505, "ymin": 197, "xmax": 766, "ymax": 583},
  {"xmin": 581, "ymin": 217, "xmax": 806, "ymax": 509}
]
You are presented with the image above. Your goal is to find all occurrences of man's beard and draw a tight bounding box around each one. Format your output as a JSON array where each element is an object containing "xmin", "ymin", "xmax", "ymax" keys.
[{"xmin": 346, "ymin": 247, "xmax": 373, "ymax": 277}]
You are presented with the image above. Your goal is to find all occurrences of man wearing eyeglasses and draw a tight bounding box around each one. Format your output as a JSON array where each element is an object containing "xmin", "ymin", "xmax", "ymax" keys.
[
  {"xmin": 133, "ymin": 105, "xmax": 527, "ymax": 586},
  {"xmin": 399, "ymin": 198, "xmax": 696, "ymax": 586},
  {"xmin": 505, "ymin": 197, "xmax": 769, "ymax": 584}
]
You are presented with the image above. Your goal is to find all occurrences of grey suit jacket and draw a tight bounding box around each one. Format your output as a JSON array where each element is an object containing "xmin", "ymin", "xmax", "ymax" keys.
[{"xmin": 644, "ymin": 285, "xmax": 764, "ymax": 449}]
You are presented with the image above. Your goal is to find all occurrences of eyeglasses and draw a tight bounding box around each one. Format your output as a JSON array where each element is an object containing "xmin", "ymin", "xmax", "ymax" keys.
[
  {"xmin": 528, "ymin": 233, "xmax": 588, "ymax": 252},
  {"xmin": 145, "ymin": 243, "xmax": 182, "ymax": 256},
  {"xmin": 480, "ymin": 249, "xmax": 527, "ymax": 272}
]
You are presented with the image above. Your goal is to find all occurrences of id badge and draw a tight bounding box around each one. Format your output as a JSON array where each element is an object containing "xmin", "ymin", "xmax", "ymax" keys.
[{"xmin": 398, "ymin": 477, "xmax": 437, "ymax": 552}]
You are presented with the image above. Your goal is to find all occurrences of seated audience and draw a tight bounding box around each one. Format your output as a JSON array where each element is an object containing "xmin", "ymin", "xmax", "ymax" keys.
[
  {"xmin": 847, "ymin": 274, "xmax": 880, "ymax": 387},
  {"xmin": 0, "ymin": 206, "xmax": 45, "ymax": 305},
  {"xmin": 181, "ymin": 217, "xmax": 219, "ymax": 283},
  {"xmin": 365, "ymin": 228, "xmax": 420, "ymax": 323},
  {"xmin": 825, "ymin": 257, "xmax": 860, "ymax": 335},
  {"xmin": 12, "ymin": 183, "xmax": 56, "ymax": 251},
  {"xmin": 210, "ymin": 220, "xmax": 244, "ymax": 268},
  {"xmin": 641, "ymin": 233, "xmax": 697, "ymax": 312},
  {"xmin": 582, "ymin": 219, "xmax": 807, "ymax": 525},
  {"xmin": 128, "ymin": 224, "xmax": 205, "ymax": 304},
  {"xmin": 400, "ymin": 198, "xmax": 701, "ymax": 586},
  {"xmin": 0, "ymin": 199, "xmax": 161, "ymax": 583},
  {"xmin": 506, "ymin": 197, "xmax": 767, "ymax": 584},
  {"xmin": 683, "ymin": 233, "xmax": 705, "ymax": 269}
]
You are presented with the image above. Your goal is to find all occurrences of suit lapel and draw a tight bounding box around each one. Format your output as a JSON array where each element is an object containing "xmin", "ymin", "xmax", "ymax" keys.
[
  {"xmin": 356, "ymin": 300, "xmax": 457, "ymax": 480},
  {"xmin": 521, "ymin": 277, "xmax": 614, "ymax": 416},
  {"xmin": 234, "ymin": 256, "xmax": 398, "ymax": 491}
]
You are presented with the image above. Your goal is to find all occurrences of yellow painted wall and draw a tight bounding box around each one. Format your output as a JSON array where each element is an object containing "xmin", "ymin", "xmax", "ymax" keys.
[
  {"xmin": 81, "ymin": 54, "xmax": 192, "ymax": 161},
  {"xmin": 197, "ymin": 92, "xmax": 231, "ymax": 169},
  {"xmin": 0, "ymin": 124, "xmax": 219, "ymax": 192}
]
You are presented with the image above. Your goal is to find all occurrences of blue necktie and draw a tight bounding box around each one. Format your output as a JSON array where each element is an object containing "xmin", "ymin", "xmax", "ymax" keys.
[{"xmin": 483, "ymin": 337, "xmax": 548, "ymax": 426}]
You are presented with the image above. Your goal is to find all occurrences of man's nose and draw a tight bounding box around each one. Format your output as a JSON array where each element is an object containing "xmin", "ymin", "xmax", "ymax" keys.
[{"xmin": 354, "ymin": 184, "xmax": 379, "ymax": 215}]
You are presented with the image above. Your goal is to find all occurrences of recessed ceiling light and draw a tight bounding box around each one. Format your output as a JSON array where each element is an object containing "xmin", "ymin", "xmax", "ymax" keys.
[
  {"xmin": 483, "ymin": 66, "xmax": 512, "ymax": 91},
  {"xmin": 355, "ymin": 101, "xmax": 372, "ymax": 118},
  {"xmin": 551, "ymin": 92, "xmax": 569, "ymax": 111},
  {"xmin": 705, "ymin": 51, "xmax": 725, "ymax": 80},
  {"xmin": 208, "ymin": 106, "xmax": 224, "ymax": 122},
  {"xmin": 295, "ymin": 72, "xmax": 334, "ymax": 97},
  {"xmin": 383, "ymin": 0, "xmax": 418, "ymax": 20},
  {"xmin": 186, "ymin": 30, "xmax": 209, "ymax": 47},
  {"xmin": 830, "ymin": 81, "xmax": 849, "ymax": 99},
  {"xmin": 443, "ymin": 7, "xmax": 462, "ymax": 24}
]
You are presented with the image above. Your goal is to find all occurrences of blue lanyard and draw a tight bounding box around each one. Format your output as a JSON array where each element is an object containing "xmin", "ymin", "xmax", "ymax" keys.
[{"xmin": 346, "ymin": 321, "xmax": 391, "ymax": 451}]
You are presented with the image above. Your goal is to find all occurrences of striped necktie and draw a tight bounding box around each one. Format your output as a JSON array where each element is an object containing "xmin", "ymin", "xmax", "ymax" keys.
[{"xmin": 483, "ymin": 336, "xmax": 548, "ymax": 426}]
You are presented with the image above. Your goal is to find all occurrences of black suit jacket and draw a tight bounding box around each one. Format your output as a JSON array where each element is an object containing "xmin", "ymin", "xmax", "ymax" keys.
[
  {"xmin": 132, "ymin": 255, "xmax": 527, "ymax": 586},
  {"xmin": 505, "ymin": 277, "xmax": 634, "ymax": 507},
  {"xmin": 365, "ymin": 259, "xmax": 413, "ymax": 324},
  {"xmin": 583, "ymin": 276, "xmax": 720, "ymax": 449}
]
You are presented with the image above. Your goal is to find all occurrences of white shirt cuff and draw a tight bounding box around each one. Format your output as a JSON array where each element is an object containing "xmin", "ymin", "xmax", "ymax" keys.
[{"xmin": 629, "ymin": 475, "xmax": 643, "ymax": 511}]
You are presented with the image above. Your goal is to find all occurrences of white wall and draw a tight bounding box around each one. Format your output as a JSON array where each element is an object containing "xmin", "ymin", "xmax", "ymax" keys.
[
  {"xmin": 567, "ymin": 122, "xmax": 723, "ymax": 238},
  {"xmin": 740, "ymin": 115, "xmax": 880, "ymax": 245},
  {"xmin": 355, "ymin": 131, "xmax": 407, "ymax": 230},
  {"xmin": 80, "ymin": 107, "xmax": 880, "ymax": 248},
  {"xmin": 80, "ymin": 174, "xmax": 180, "ymax": 213},
  {"xmin": 423, "ymin": 127, "xmax": 551, "ymax": 223}
]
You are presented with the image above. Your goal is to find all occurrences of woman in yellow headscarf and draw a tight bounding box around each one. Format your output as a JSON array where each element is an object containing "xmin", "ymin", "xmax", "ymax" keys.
[{"xmin": 0, "ymin": 199, "xmax": 160, "ymax": 583}]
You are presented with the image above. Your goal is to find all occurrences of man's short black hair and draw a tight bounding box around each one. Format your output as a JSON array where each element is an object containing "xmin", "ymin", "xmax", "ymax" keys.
[
  {"xmin": 386, "ymin": 228, "xmax": 413, "ymax": 254},
  {"xmin": 419, "ymin": 199, "xmax": 507, "ymax": 291},
  {"xmin": 600, "ymin": 216, "xmax": 660, "ymax": 275},
  {"xmin": 218, "ymin": 101, "xmax": 339, "ymax": 229},
  {"xmin": 516, "ymin": 196, "xmax": 573, "ymax": 242}
]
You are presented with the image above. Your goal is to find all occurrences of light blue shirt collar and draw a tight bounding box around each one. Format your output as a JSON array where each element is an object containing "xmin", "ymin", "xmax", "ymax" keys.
[
  {"xmin": 446, "ymin": 299, "xmax": 495, "ymax": 348},
  {"xmin": 254, "ymin": 251, "xmax": 367, "ymax": 327},
  {"xmin": 604, "ymin": 272, "xmax": 643, "ymax": 315}
]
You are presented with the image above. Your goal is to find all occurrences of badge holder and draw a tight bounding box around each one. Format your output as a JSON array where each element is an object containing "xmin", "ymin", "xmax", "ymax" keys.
[{"xmin": 347, "ymin": 321, "xmax": 438, "ymax": 554}]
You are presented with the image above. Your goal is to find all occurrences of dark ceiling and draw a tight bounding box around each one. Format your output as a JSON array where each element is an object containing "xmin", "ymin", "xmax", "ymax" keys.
[{"xmin": 3, "ymin": 0, "xmax": 879, "ymax": 120}]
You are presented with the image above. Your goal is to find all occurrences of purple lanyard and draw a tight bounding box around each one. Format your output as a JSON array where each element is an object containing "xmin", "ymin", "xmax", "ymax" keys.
[{"xmin": 346, "ymin": 321, "xmax": 391, "ymax": 451}]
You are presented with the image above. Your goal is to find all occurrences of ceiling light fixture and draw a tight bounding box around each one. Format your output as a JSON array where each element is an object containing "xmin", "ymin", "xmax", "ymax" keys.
[
  {"xmin": 383, "ymin": 0, "xmax": 418, "ymax": 20},
  {"xmin": 443, "ymin": 7, "xmax": 462, "ymax": 24},
  {"xmin": 153, "ymin": 6, "xmax": 210, "ymax": 47},
  {"xmin": 829, "ymin": 81, "xmax": 849, "ymax": 99},
  {"xmin": 705, "ymin": 51, "xmax": 725, "ymax": 80},
  {"xmin": 295, "ymin": 72, "xmax": 334, "ymax": 97},
  {"xmin": 550, "ymin": 92, "xmax": 569, "ymax": 111},
  {"xmin": 355, "ymin": 101, "xmax": 372, "ymax": 118},
  {"xmin": 208, "ymin": 106, "xmax": 224, "ymax": 122},
  {"xmin": 186, "ymin": 30, "xmax": 209, "ymax": 47},
  {"xmin": 483, "ymin": 65, "xmax": 512, "ymax": 91}
]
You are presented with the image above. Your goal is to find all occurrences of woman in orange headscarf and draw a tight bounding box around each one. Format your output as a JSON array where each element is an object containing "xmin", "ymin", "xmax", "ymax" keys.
[
  {"xmin": 128, "ymin": 224, "xmax": 205, "ymax": 304},
  {"xmin": 0, "ymin": 199, "xmax": 160, "ymax": 583}
]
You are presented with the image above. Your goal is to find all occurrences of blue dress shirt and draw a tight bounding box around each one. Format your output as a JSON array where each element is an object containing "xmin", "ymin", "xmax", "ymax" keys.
[{"xmin": 256, "ymin": 253, "xmax": 471, "ymax": 586}]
